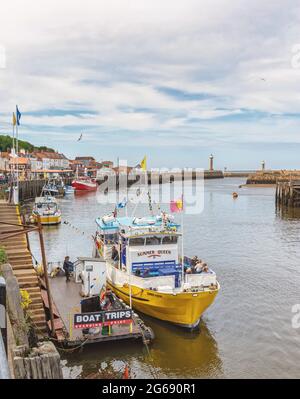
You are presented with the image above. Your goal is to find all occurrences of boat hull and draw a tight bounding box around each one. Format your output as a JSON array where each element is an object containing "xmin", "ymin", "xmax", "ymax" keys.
[
  {"xmin": 106, "ymin": 279, "xmax": 219, "ymax": 328},
  {"xmin": 32, "ymin": 214, "xmax": 61, "ymax": 225},
  {"xmin": 71, "ymin": 180, "xmax": 97, "ymax": 191}
]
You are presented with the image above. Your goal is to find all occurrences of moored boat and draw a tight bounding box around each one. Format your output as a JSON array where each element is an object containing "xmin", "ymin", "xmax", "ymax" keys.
[
  {"xmin": 42, "ymin": 178, "xmax": 65, "ymax": 197},
  {"xmin": 64, "ymin": 185, "xmax": 75, "ymax": 194},
  {"xmin": 31, "ymin": 196, "xmax": 61, "ymax": 225},
  {"xmin": 93, "ymin": 212, "xmax": 219, "ymax": 329},
  {"xmin": 72, "ymin": 177, "xmax": 97, "ymax": 191}
]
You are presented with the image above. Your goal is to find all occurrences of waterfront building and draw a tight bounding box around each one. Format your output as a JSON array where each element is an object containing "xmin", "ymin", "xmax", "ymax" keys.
[
  {"xmin": 0, "ymin": 152, "xmax": 10, "ymax": 173},
  {"xmin": 75, "ymin": 156, "xmax": 95, "ymax": 167},
  {"xmin": 101, "ymin": 160, "xmax": 113, "ymax": 168},
  {"xmin": 32, "ymin": 151, "xmax": 69, "ymax": 170},
  {"xmin": 29, "ymin": 151, "xmax": 71, "ymax": 179},
  {"xmin": 9, "ymin": 157, "xmax": 30, "ymax": 180}
]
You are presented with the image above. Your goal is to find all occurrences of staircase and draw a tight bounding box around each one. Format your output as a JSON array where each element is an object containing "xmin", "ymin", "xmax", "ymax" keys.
[{"xmin": 0, "ymin": 202, "xmax": 47, "ymax": 337}]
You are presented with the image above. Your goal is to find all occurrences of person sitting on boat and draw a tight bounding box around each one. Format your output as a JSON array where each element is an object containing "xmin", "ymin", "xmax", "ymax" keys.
[
  {"xmin": 111, "ymin": 245, "xmax": 119, "ymax": 262},
  {"xmin": 63, "ymin": 256, "xmax": 74, "ymax": 282},
  {"xmin": 191, "ymin": 256, "xmax": 199, "ymax": 267},
  {"xmin": 200, "ymin": 263, "xmax": 213, "ymax": 274},
  {"xmin": 142, "ymin": 268, "xmax": 151, "ymax": 277},
  {"xmin": 195, "ymin": 260, "xmax": 204, "ymax": 273}
]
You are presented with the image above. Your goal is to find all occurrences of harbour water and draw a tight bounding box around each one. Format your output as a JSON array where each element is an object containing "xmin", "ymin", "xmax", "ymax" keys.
[{"xmin": 29, "ymin": 178, "xmax": 300, "ymax": 378}]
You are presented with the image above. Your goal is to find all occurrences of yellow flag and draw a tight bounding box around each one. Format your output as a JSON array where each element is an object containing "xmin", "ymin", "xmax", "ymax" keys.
[
  {"xmin": 12, "ymin": 112, "xmax": 16, "ymax": 126},
  {"xmin": 141, "ymin": 156, "xmax": 147, "ymax": 171}
]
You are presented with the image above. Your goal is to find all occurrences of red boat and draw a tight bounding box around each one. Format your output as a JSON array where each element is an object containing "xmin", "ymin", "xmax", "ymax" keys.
[{"xmin": 71, "ymin": 178, "xmax": 97, "ymax": 191}]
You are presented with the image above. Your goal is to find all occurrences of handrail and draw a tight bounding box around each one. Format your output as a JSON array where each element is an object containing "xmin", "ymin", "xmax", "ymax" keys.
[{"xmin": 0, "ymin": 327, "xmax": 10, "ymax": 380}]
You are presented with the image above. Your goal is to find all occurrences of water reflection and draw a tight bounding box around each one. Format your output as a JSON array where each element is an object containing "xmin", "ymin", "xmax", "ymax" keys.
[
  {"xmin": 61, "ymin": 318, "xmax": 222, "ymax": 379},
  {"xmin": 142, "ymin": 317, "xmax": 223, "ymax": 378},
  {"xmin": 276, "ymin": 206, "xmax": 300, "ymax": 220},
  {"xmin": 27, "ymin": 178, "xmax": 300, "ymax": 378}
]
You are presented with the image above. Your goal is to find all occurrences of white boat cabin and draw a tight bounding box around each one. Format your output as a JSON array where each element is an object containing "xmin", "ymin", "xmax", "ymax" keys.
[
  {"xmin": 33, "ymin": 196, "xmax": 60, "ymax": 215},
  {"xmin": 94, "ymin": 213, "xmax": 217, "ymax": 292},
  {"xmin": 95, "ymin": 214, "xmax": 182, "ymax": 286}
]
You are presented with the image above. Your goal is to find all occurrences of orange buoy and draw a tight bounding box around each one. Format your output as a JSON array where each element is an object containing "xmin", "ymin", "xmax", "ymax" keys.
[{"xmin": 122, "ymin": 365, "xmax": 130, "ymax": 379}]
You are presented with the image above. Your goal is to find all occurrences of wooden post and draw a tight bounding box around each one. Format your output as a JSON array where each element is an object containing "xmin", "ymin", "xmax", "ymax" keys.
[
  {"xmin": 37, "ymin": 217, "xmax": 55, "ymax": 337},
  {"xmin": 69, "ymin": 312, "xmax": 73, "ymax": 340}
]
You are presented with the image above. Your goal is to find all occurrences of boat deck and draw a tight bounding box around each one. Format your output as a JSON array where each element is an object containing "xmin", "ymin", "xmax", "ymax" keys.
[{"xmin": 47, "ymin": 275, "xmax": 150, "ymax": 347}]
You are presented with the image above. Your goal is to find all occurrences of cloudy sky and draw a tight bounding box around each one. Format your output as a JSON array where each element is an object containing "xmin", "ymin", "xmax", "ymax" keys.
[{"xmin": 1, "ymin": 0, "xmax": 300, "ymax": 169}]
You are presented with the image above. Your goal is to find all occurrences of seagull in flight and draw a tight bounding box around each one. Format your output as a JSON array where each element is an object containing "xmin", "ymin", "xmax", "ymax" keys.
[{"xmin": 77, "ymin": 132, "xmax": 83, "ymax": 141}]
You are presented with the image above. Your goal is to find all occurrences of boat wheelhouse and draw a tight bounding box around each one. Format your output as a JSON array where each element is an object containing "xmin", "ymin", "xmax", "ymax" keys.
[
  {"xmin": 41, "ymin": 178, "xmax": 65, "ymax": 197},
  {"xmin": 94, "ymin": 213, "xmax": 219, "ymax": 328}
]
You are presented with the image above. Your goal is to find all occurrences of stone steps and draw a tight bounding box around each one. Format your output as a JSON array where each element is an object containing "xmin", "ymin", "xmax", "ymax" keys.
[{"xmin": 0, "ymin": 203, "xmax": 47, "ymax": 335}]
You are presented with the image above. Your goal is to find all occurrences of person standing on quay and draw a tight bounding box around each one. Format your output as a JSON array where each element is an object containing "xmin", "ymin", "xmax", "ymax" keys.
[{"xmin": 63, "ymin": 256, "xmax": 74, "ymax": 282}]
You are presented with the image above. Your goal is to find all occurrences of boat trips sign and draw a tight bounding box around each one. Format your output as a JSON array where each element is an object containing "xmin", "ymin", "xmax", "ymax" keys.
[{"xmin": 74, "ymin": 310, "xmax": 133, "ymax": 329}]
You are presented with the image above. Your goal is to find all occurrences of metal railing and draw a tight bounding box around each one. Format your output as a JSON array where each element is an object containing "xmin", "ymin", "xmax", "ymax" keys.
[
  {"xmin": 0, "ymin": 329, "xmax": 10, "ymax": 379},
  {"xmin": 0, "ymin": 277, "xmax": 10, "ymax": 379}
]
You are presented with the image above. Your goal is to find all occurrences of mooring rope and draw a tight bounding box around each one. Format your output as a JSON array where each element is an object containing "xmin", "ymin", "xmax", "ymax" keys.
[
  {"xmin": 62, "ymin": 219, "xmax": 94, "ymax": 241},
  {"xmin": 139, "ymin": 326, "xmax": 159, "ymax": 379}
]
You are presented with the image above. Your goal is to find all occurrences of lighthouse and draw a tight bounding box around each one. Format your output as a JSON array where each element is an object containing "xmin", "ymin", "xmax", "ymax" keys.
[{"xmin": 209, "ymin": 154, "xmax": 214, "ymax": 171}]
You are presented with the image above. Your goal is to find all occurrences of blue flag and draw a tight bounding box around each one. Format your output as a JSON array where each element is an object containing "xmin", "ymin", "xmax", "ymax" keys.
[
  {"xmin": 16, "ymin": 105, "xmax": 21, "ymax": 126},
  {"xmin": 117, "ymin": 198, "xmax": 127, "ymax": 209}
]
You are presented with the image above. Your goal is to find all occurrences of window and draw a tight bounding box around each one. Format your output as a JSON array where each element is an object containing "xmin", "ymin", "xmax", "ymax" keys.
[
  {"xmin": 129, "ymin": 237, "xmax": 145, "ymax": 246},
  {"xmin": 162, "ymin": 236, "xmax": 178, "ymax": 244},
  {"xmin": 145, "ymin": 236, "xmax": 161, "ymax": 245}
]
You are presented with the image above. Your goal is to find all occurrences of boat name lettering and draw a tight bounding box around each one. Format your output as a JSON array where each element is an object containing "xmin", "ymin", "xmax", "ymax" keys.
[
  {"xmin": 147, "ymin": 292, "xmax": 163, "ymax": 298},
  {"xmin": 137, "ymin": 250, "xmax": 171, "ymax": 256}
]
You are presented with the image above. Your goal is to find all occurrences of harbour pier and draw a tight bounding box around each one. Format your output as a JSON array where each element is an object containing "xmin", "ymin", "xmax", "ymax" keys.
[
  {"xmin": 97, "ymin": 169, "xmax": 224, "ymax": 187},
  {"xmin": 246, "ymin": 170, "xmax": 300, "ymax": 185},
  {"xmin": 275, "ymin": 180, "xmax": 300, "ymax": 208},
  {"xmin": 47, "ymin": 272, "xmax": 154, "ymax": 347},
  {"xmin": 17, "ymin": 178, "xmax": 72, "ymax": 202}
]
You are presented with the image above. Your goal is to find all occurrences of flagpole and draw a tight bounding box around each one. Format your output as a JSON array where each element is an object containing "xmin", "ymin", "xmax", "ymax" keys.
[
  {"xmin": 12, "ymin": 121, "xmax": 15, "ymax": 182},
  {"xmin": 11, "ymin": 119, "xmax": 15, "ymax": 203},
  {"xmin": 117, "ymin": 156, "xmax": 120, "ymax": 213},
  {"xmin": 16, "ymin": 107, "xmax": 19, "ymax": 204},
  {"xmin": 181, "ymin": 196, "xmax": 184, "ymax": 287},
  {"xmin": 12, "ymin": 113, "xmax": 15, "ymax": 153},
  {"xmin": 181, "ymin": 211, "xmax": 184, "ymax": 286}
]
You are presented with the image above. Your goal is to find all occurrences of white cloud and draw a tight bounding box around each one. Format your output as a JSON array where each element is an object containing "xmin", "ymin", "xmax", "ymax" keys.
[{"xmin": 1, "ymin": 0, "xmax": 300, "ymax": 159}]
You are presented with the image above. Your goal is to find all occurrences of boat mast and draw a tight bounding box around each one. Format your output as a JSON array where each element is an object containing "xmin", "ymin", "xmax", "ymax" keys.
[{"xmin": 181, "ymin": 196, "xmax": 184, "ymax": 286}]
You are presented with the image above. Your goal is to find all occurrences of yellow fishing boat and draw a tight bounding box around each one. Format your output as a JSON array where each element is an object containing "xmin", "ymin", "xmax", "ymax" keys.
[
  {"xmin": 31, "ymin": 196, "xmax": 61, "ymax": 225},
  {"xmin": 94, "ymin": 213, "xmax": 219, "ymax": 328}
]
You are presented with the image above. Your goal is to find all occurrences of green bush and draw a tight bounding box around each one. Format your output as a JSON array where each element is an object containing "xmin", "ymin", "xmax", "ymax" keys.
[
  {"xmin": 0, "ymin": 134, "xmax": 55, "ymax": 153},
  {"xmin": 0, "ymin": 247, "xmax": 7, "ymax": 264}
]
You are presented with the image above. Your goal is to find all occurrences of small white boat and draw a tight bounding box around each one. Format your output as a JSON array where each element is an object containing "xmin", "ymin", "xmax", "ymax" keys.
[{"xmin": 64, "ymin": 185, "xmax": 75, "ymax": 195}]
